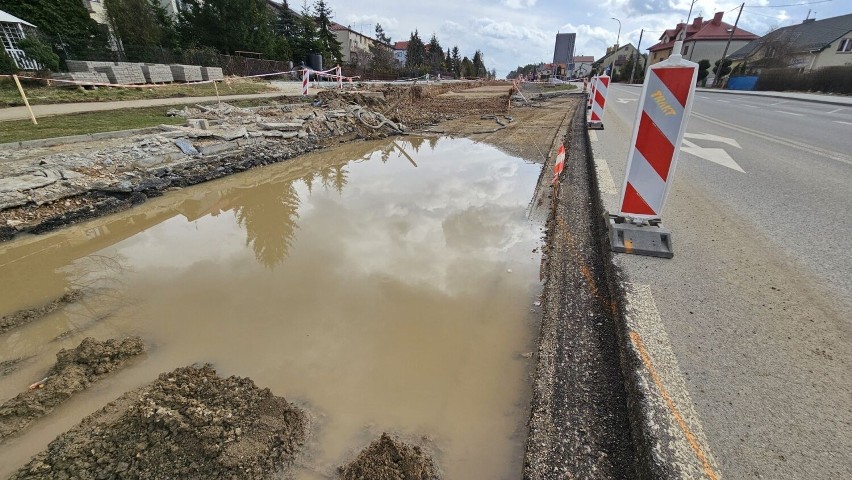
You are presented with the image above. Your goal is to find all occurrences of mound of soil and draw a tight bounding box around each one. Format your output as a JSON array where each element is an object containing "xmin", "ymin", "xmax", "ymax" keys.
[
  {"xmin": 0, "ymin": 290, "xmax": 82, "ymax": 334},
  {"xmin": 11, "ymin": 364, "xmax": 308, "ymax": 480},
  {"xmin": 339, "ymin": 433, "xmax": 440, "ymax": 480},
  {"xmin": 0, "ymin": 336, "xmax": 144, "ymax": 441}
]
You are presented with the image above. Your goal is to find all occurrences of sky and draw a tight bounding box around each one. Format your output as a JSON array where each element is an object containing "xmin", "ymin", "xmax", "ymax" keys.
[{"xmin": 286, "ymin": 0, "xmax": 851, "ymax": 77}]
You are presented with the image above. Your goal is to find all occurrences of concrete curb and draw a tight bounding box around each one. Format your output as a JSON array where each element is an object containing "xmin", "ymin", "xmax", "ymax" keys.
[{"xmin": 580, "ymin": 93, "xmax": 722, "ymax": 479}]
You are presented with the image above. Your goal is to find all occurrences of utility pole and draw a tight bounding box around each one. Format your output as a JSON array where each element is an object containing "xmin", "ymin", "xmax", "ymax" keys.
[
  {"xmin": 629, "ymin": 29, "xmax": 644, "ymax": 84},
  {"xmin": 713, "ymin": 3, "xmax": 744, "ymax": 88}
]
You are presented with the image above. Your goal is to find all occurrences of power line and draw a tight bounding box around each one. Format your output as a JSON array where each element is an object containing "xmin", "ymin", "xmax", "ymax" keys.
[{"xmin": 745, "ymin": 0, "xmax": 831, "ymax": 8}]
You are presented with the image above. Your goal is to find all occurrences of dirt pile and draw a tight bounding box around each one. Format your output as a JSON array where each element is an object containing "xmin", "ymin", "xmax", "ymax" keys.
[
  {"xmin": 0, "ymin": 290, "xmax": 82, "ymax": 334},
  {"xmin": 0, "ymin": 337, "xmax": 144, "ymax": 441},
  {"xmin": 338, "ymin": 433, "xmax": 440, "ymax": 480},
  {"xmin": 11, "ymin": 364, "xmax": 308, "ymax": 480}
]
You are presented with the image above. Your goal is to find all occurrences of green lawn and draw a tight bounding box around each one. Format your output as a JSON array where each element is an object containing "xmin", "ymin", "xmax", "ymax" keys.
[
  {"xmin": 0, "ymin": 106, "xmax": 187, "ymax": 143},
  {"xmin": 0, "ymin": 78, "xmax": 275, "ymax": 107}
]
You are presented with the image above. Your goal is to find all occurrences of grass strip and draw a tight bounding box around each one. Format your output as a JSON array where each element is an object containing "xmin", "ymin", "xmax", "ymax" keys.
[{"xmin": 0, "ymin": 106, "xmax": 186, "ymax": 144}]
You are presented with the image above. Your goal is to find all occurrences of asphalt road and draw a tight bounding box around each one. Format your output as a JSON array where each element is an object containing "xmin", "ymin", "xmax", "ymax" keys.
[{"xmin": 589, "ymin": 84, "xmax": 852, "ymax": 479}]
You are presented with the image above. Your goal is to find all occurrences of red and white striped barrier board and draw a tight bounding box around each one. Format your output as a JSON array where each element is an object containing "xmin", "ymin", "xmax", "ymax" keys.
[
  {"xmin": 588, "ymin": 75, "xmax": 609, "ymax": 129},
  {"xmin": 302, "ymin": 69, "xmax": 309, "ymax": 96},
  {"xmin": 337, "ymin": 65, "xmax": 342, "ymax": 89},
  {"xmin": 552, "ymin": 144, "xmax": 566, "ymax": 183},
  {"xmin": 617, "ymin": 48, "xmax": 698, "ymax": 219},
  {"xmin": 587, "ymin": 75, "xmax": 597, "ymax": 109}
]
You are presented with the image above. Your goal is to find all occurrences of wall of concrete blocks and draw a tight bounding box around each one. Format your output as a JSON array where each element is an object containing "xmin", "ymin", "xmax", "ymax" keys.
[{"xmin": 61, "ymin": 61, "xmax": 225, "ymax": 85}]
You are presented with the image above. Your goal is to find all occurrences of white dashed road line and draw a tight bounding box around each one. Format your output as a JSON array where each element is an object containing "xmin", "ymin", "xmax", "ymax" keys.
[
  {"xmin": 777, "ymin": 111, "xmax": 804, "ymax": 116},
  {"xmin": 833, "ymin": 120, "xmax": 852, "ymax": 126}
]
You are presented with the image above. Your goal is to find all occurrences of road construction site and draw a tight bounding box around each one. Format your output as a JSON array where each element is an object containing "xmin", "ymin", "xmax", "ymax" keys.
[{"xmin": 0, "ymin": 80, "xmax": 685, "ymax": 479}]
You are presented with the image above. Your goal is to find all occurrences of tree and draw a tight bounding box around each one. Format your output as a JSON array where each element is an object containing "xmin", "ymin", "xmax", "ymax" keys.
[
  {"xmin": 472, "ymin": 50, "xmax": 486, "ymax": 77},
  {"xmin": 451, "ymin": 46, "xmax": 461, "ymax": 76},
  {"xmin": 368, "ymin": 23, "xmax": 394, "ymax": 73},
  {"xmin": 18, "ymin": 35, "xmax": 60, "ymax": 71},
  {"xmin": 444, "ymin": 50, "xmax": 452, "ymax": 72},
  {"xmin": 313, "ymin": 0, "xmax": 343, "ymax": 65},
  {"xmin": 374, "ymin": 23, "xmax": 391, "ymax": 45},
  {"xmin": 1, "ymin": 0, "xmax": 110, "ymax": 59},
  {"xmin": 713, "ymin": 58, "xmax": 732, "ymax": 78},
  {"xmin": 461, "ymin": 56, "xmax": 473, "ymax": 77},
  {"xmin": 697, "ymin": 59, "xmax": 711, "ymax": 84},
  {"xmin": 281, "ymin": 2, "xmax": 320, "ymax": 64},
  {"xmin": 179, "ymin": 0, "xmax": 284, "ymax": 59},
  {"xmin": 427, "ymin": 34, "xmax": 443, "ymax": 71},
  {"xmin": 406, "ymin": 30, "xmax": 426, "ymax": 68},
  {"xmin": 0, "ymin": 50, "xmax": 19, "ymax": 75},
  {"xmin": 104, "ymin": 0, "xmax": 163, "ymax": 49}
]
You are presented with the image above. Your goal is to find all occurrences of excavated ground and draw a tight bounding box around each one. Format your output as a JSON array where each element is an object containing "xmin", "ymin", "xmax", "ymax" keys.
[{"xmin": 0, "ymin": 82, "xmax": 640, "ymax": 479}]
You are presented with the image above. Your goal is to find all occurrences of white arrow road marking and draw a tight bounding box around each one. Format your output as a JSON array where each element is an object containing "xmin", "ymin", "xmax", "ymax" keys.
[
  {"xmin": 681, "ymin": 144, "xmax": 745, "ymax": 172},
  {"xmin": 684, "ymin": 132, "xmax": 742, "ymax": 149},
  {"xmin": 616, "ymin": 98, "xmax": 637, "ymax": 103}
]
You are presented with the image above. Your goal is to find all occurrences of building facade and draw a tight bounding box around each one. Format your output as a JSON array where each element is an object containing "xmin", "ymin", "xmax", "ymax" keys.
[
  {"xmin": 729, "ymin": 14, "xmax": 852, "ymax": 72},
  {"xmin": 1, "ymin": 9, "xmax": 39, "ymax": 69},
  {"xmin": 593, "ymin": 43, "xmax": 640, "ymax": 79},
  {"xmin": 330, "ymin": 23, "xmax": 390, "ymax": 66},
  {"xmin": 648, "ymin": 12, "xmax": 758, "ymax": 66},
  {"xmin": 552, "ymin": 33, "xmax": 576, "ymax": 78}
]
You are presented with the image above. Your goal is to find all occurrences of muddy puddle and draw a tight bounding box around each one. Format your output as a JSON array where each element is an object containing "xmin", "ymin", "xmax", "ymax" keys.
[{"xmin": 0, "ymin": 136, "xmax": 544, "ymax": 479}]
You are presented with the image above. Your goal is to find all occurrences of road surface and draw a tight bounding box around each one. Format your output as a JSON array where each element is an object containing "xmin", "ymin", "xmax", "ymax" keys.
[{"xmin": 591, "ymin": 84, "xmax": 852, "ymax": 479}]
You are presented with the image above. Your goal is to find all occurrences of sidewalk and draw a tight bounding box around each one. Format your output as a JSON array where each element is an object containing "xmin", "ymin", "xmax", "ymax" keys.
[{"xmin": 0, "ymin": 93, "xmax": 287, "ymax": 122}]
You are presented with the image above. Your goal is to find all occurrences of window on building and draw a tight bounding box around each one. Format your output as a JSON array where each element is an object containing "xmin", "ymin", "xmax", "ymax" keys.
[
  {"xmin": 838, "ymin": 38, "xmax": 852, "ymax": 52},
  {"xmin": 1, "ymin": 23, "xmax": 24, "ymax": 51},
  {"xmin": 683, "ymin": 45, "xmax": 689, "ymax": 55}
]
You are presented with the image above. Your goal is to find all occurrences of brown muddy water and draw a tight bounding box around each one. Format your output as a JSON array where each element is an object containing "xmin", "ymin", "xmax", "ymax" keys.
[{"xmin": 0, "ymin": 136, "xmax": 544, "ymax": 479}]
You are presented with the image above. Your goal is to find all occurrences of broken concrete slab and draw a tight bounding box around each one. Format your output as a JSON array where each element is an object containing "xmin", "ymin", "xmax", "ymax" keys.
[
  {"xmin": 0, "ymin": 175, "xmax": 57, "ymax": 194},
  {"xmin": 198, "ymin": 141, "xmax": 239, "ymax": 156},
  {"xmin": 258, "ymin": 122, "xmax": 304, "ymax": 131},
  {"xmin": 213, "ymin": 127, "xmax": 248, "ymax": 141}
]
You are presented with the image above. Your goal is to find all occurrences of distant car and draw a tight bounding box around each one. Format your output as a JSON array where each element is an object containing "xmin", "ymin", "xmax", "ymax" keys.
[{"xmin": 548, "ymin": 77, "xmax": 566, "ymax": 84}]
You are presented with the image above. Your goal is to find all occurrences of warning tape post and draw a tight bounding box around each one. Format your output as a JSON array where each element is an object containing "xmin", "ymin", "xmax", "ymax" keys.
[{"xmin": 607, "ymin": 40, "xmax": 698, "ymax": 259}]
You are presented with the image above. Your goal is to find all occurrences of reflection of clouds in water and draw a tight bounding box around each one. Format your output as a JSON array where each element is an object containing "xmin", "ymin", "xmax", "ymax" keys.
[
  {"xmin": 104, "ymin": 137, "xmax": 540, "ymax": 294},
  {"xmin": 305, "ymin": 138, "xmax": 540, "ymax": 294}
]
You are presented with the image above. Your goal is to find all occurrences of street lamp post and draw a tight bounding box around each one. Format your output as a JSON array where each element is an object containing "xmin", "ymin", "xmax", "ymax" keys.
[{"xmin": 611, "ymin": 17, "xmax": 621, "ymax": 50}]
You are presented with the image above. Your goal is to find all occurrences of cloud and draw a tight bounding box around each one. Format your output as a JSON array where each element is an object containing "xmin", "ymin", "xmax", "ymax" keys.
[{"xmin": 503, "ymin": 0, "xmax": 538, "ymax": 8}]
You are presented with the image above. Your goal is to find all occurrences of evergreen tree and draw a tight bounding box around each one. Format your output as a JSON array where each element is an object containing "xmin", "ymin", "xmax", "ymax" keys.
[
  {"xmin": 444, "ymin": 50, "xmax": 452, "ymax": 72},
  {"xmin": 406, "ymin": 30, "xmax": 426, "ymax": 68},
  {"xmin": 179, "ymin": 0, "xmax": 283, "ymax": 59},
  {"xmin": 1, "ymin": 0, "xmax": 110, "ymax": 58},
  {"xmin": 427, "ymin": 34, "xmax": 443, "ymax": 71},
  {"xmin": 0, "ymin": 49, "xmax": 19, "ymax": 75},
  {"xmin": 374, "ymin": 23, "xmax": 391, "ymax": 45},
  {"xmin": 369, "ymin": 23, "xmax": 394, "ymax": 72},
  {"xmin": 461, "ymin": 56, "xmax": 473, "ymax": 77},
  {"xmin": 713, "ymin": 58, "xmax": 733, "ymax": 77},
  {"xmin": 451, "ymin": 46, "xmax": 461, "ymax": 76},
  {"xmin": 697, "ymin": 59, "xmax": 711, "ymax": 84},
  {"xmin": 472, "ymin": 50, "xmax": 486, "ymax": 77},
  {"xmin": 313, "ymin": 0, "xmax": 343, "ymax": 64}
]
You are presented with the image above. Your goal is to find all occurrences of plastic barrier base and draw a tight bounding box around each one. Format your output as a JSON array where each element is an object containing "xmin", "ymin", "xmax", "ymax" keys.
[
  {"xmin": 607, "ymin": 215, "xmax": 673, "ymax": 258},
  {"xmin": 587, "ymin": 121, "xmax": 604, "ymax": 130}
]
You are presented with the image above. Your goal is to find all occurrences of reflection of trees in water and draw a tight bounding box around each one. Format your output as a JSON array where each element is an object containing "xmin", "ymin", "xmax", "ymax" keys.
[
  {"xmin": 332, "ymin": 165, "xmax": 347, "ymax": 195},
  {"xmin": 428, "ymin": 136, "xmax": 439, "ymax": 150},
  {"xmin": 235, "ymin": 180, "xmax": 302, "ymax": 268},
  {"xmin": 56, "ymin": 253, "xmax": 134, "ymax": 339},
  {"xmin": 408, "ymin": 136, "xmax": 426, "ymax": 153}
]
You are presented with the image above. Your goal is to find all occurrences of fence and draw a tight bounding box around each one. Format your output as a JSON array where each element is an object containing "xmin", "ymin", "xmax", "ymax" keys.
[{"xmin": 755, "ymin": 66, "xmax": 852, "ymax": 95}]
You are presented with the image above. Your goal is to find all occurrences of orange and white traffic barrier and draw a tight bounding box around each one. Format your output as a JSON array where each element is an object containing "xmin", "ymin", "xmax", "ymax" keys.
[
  {"xmin": 336, "ymin": 65, "xmax": 342, "ymax": 89},
  {"xmin": 552, "ymin": 143, "xmax": 566, "ymax": 183},
  {"xmin": 588, "ymin": 74, "xmax": 609, "ymax": 129},
  {"xmin": 302, "ymin": 69, "xmax": 309, "ymax": 95},
  {"xmin": 608, "ymin": 41, "xmax": 698, "ymax": 258},
  {"xmin": 587, "ymin": 75, "xmax": 596, "ymax": 110}
]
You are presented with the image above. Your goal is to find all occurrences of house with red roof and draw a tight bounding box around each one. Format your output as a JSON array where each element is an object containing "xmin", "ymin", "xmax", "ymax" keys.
[
  {"xmin": 648, "ymin": 12, "xmax": 758, "ymax": 66},
  {"xmin": 393, "ymin": 41, "xmax": 409, "ymax": 65}
]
